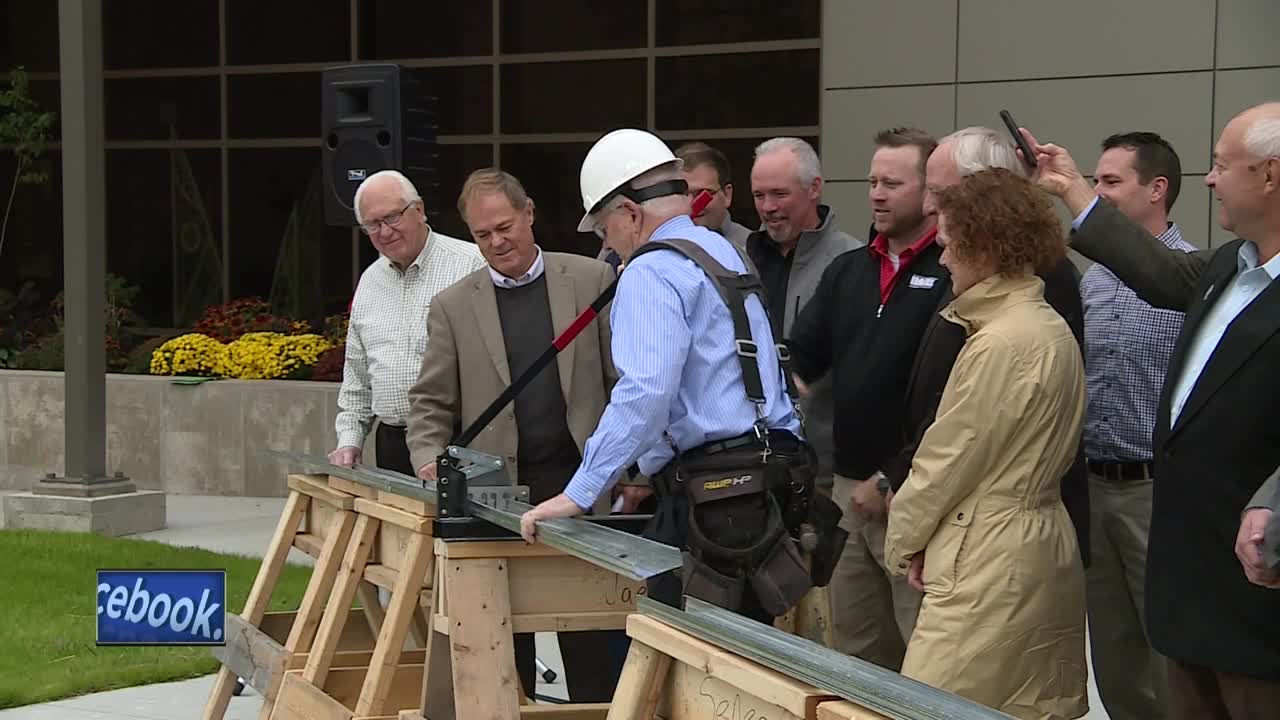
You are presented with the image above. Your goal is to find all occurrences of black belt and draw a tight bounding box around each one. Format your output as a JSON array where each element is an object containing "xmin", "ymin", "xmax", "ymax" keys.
[
  {"xmin": 687, "ymin": 429, "xmax": 801, "ymax": 458},
  {"xmin": 378, "ymin": 422, "xmax": 406, "ymax": 432},
  {"xmin": 1086, "ymin": 458, "xmax": 1153, "ymax": 482}
]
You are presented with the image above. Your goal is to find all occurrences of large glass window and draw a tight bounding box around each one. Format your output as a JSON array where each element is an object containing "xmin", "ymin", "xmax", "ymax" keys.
[
  {"xmin": 0, "ymin": 0, "xmax": 819, "ymax": 332},
  {"xmin": 358, "ymin": 0, "xmax": 492, "ymax": 59},
  {"xmin": 106, "ymin": 77, "xmax": 221, "ymax": 141},
  {"xmin": 228, "ymin": 149, "xmax": 353, "ymax": 323},
  {"xmin": 226, "ymin": 0, "xmax": 350, "ymax": 66},
  {"xmin": 104, "ymin": 0, "xmax": 219, "ymax": 70},
  {"xmin": 500, "ymin": 143, "xmax": 599, "ymax": 258},
  {"xmin": 500, "ymin": 0, "xmax": 647, "ymax": 54},
  {"xmin": 0, "ymin": 1, "xmax": 59, "ymax": 72},
  {"xmin": 501, "ymin": 60, "xmax": 646, "ymax": 134},
  {"xmin": 228, "ymin": 73, "xmax": 322, "ymax": 138},
  {"xmin": 655, "ymin": 0, "xmax": 820, "ymax": 46},
  {"xmin": 656, "ymin": 50, "xmax": 819, "ymax": 130},
  {"xmin": 409, "ymin": 66, "xmax": 493, "ymax": 136},
  {"xmin": 105, "ymin": 150, "xmax": 222, "ymax": 327}
]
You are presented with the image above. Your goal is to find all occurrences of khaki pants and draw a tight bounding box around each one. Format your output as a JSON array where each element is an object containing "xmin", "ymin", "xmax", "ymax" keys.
[
  {"xmin": 1086, "ymin": 472, "xmax": 1169, "ymax": 720},
  {"xmin": 829, "ymin": 473, "xmax": 922, "ymax": 670}
]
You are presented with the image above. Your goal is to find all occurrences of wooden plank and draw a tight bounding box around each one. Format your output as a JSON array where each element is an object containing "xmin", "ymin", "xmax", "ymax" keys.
[
  {"xmin": 329, "ymin": 475, "xmax": 378, "ymax": 499},
  {"xmin": 204, "ymin": 490, "xmax": 308, "ymax": 720},
  {"xmin": 795, "ymin": 585, "xmax": 834, "ymax": 648},
  {"xmin": 355, "ymin": 498, "xmax": 433, "ymax": 534},
  {"xmin": 321, "ymin": 664, "xmax": 424, "ymax": 711},
  {"xmin": 437, "ymin": 539, "xmax": 559, "ymax": 559},
  {"xmin": 272, "ymin": 672, "xmax": 354, "ymax": 720},
  {"xmin": 432, "ymin": 610, "xmax": 630, "ymax": 636},
  {"xmin": 356, "ymin": 581, "xmax": 387, "ymax": 636},
  {"xmin": 287, "ymin": 510, "xmax": 358, "ymax": 654},
  {"xmin": 379, "ymin": 524, "xmax": 423, "ymax": 576},
  {"xmin": 258, "ymin": 611, "xmax": 377, "ymax": 651},
  {"xmin": 519, "ymin": 705, "xmax": 610, "ymax": 719},
  {"xmin": 508, "ymin": 555, "xmax": 646, "ymax": 616},
  {"xmin": 290, "ymin": 474, "xmax": 357, "ymax": 510},
  {"xmin": 212, "ymin": 615, "xmax": 288, "ymax": 696},
  {"xmin": 356, "ymin": 531, "xmax": 435, "ymax": 715},
  {"xmin": 626, "ymin": 615, "xmax": 836, "ymax": 719},
  {"xmin": 662, "ymin": 661, "xmax": 804, "ymax": 720},
  {"xmin": 304, "ymin": 513, "xmax": 380, "ymax": 687},
  {"xmin": 364, "ymin": 565, "xmax": 434, "ymax": 605},
  {"xmin": 293, "ymin": 533, "xmax": 326, "ymax": 557},
  {"xmin": 409, "ymin": 605, "xmax": 431, "ymax": 648},
  {"xmin": 290, "ymin": 648, "xmax": 426, "ymax": 671},
  {"xmin": 815, "ymin": 700, "xmax": 893, "ymax": 720},
  {"xmin": 445, "ymin": 557, "xmax": 522, "ymax": 720},
  {"xmin": 418, "ymin": 560, "xmax": 454, "ymax": 720},
  {"xmin": 605, "ymin": 640, "xmax": 671, "ymax": 720},
  {"xmin": 377, "ymin": 490, "xmax": 436, "ymax": 518}
]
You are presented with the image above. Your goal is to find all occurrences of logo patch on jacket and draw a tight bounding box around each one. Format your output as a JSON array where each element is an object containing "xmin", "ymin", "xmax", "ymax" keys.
[{"xmin": 909, "ymin": 274, "xmax": 939, "ymax": 289}]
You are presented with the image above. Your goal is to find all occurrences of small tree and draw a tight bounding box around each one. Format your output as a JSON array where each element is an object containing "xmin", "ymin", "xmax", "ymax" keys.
[{"xmin": 0, "ymin": 66, "xmax": 56, "ymax": 262}]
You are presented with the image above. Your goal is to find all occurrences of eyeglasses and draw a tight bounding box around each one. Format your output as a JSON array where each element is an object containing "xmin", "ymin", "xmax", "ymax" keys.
[{"xmin": 359, "ymin": 201, "xmax": 416, "ymax": 235}]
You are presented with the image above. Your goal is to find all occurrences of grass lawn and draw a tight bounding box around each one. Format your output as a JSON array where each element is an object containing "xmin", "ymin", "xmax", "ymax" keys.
[{"xmin": 0, "ymin": 528, "xmax": 314, "ymax": 709}]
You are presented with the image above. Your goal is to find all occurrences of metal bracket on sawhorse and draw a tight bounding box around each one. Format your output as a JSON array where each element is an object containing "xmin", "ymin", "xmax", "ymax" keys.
[{"xmin": 434, "ymin": 445, "xmax": 529, "ymax": 540}]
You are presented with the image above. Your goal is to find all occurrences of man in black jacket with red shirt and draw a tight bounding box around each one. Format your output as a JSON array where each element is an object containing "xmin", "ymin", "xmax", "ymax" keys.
[{"xmin": 787, "ymin": 128, "xmax": 942, "ymax": 670}]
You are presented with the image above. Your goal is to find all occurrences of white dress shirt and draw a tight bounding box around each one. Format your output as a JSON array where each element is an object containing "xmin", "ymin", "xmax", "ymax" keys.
[
  {"xmin": 488, "ymin": 246, "xmax": 545, "ymax": 288},
  {"xmin": 1168, "ymin": 242, "xmax": 1280, "ymax": 426},
  {"xmin": 335, "ymin": 230, "xmax": 486, "ymax": 449},
  {"xmin": 1073, "ymin": 198, "xmax": 1280, "ymax": 428}
]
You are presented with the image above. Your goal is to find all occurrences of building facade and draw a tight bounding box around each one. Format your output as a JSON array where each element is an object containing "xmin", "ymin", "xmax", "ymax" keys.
[{"xmin": 3, "ymin": 0, "xmax": 1279, "ymax": 332}]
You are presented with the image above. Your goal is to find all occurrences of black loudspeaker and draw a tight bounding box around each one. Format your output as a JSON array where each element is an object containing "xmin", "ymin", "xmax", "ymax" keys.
[{"xmin": 321, "ymin": 63, "xmax": 438, "ymax": 227}]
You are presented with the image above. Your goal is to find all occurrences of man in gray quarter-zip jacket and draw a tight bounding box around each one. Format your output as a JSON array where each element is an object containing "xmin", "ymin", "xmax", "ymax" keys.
[{"xmin": 747, "ymin": 137, "xmax": 862, "ymax": 495}]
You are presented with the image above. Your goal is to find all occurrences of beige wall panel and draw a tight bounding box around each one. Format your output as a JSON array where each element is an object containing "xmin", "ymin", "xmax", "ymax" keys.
[
  {"xmin": 823, "ymin": 0, "xmax": 957, "ymax": 88},
  {"xmin": 1215, "ymin": 0, "xmax": 1280, "ymax": 68},
  {"xmin": 957, "ymin": 0, "xmax": 1214, "ymax": 81},
  {"xmin": 955, "ymin": 72, "xmax": 1213, "ymax": 174},
  {"xmin": 821, "ymin": 85, "xmax": 957, "ymax": 180},
  {"xmin": 822, "ymin": 180, "xmax": 872, "ymax": 245}
]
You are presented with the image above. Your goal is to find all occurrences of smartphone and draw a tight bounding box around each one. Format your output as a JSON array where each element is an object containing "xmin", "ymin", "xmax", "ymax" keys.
[{"xmin": 999, "ymin": 109, "xmax": 1037, "ymax": 170}]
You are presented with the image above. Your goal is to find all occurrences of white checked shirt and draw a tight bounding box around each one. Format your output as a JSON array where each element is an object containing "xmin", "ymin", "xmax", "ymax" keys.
[{"xmin": 335, "ymin": 230, "xmax": 486, "ymax": 449}]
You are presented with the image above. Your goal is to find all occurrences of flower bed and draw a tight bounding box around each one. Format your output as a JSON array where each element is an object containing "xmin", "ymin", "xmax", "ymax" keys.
[
  {"xmin": 150, "ymin": 331, "xmax": 333, "ymax": 380},
  {"xmin": 146, "ymin": 298, "xmax": 349, "ymax": 381}
]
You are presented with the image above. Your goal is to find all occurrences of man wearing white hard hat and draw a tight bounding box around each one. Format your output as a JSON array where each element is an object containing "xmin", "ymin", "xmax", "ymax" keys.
[{"xmin": 519, "ymin": 129, "xmax": 844, "ymax": 621}]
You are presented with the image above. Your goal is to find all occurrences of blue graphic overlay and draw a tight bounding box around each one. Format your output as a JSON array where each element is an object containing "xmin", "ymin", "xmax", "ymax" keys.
[{"xmin": 96, "ymin": 569, "xmax": 227, "ymax": 646}]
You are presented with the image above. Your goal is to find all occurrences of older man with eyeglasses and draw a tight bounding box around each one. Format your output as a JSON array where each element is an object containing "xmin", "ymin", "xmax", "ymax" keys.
[{"xmin": 328, "ymin": 169, "xmax": 486, "ymax": 475}]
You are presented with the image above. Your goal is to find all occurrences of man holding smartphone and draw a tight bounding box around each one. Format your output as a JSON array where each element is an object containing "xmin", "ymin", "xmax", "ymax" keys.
[{"xmin": 1020, "ymin": 102, "xmax": 1280, "ymax": 720}]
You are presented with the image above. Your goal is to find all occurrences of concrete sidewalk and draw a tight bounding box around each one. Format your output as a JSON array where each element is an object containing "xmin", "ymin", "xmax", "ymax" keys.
[{"xmin": 0, "ymin": 494, "xmax": 1110, "ymax": 719}]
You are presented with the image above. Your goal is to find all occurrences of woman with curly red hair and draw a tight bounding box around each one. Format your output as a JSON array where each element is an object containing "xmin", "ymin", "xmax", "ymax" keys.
[{"xmin": 885, "ymin": 168, "xmax": 1089, "ymax": 719}]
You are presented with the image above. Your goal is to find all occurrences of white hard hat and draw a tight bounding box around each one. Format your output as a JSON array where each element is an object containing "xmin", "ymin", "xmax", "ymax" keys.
[{"xmin": 576, "ymin": 128, "xmax": 685, "ymax": 233}]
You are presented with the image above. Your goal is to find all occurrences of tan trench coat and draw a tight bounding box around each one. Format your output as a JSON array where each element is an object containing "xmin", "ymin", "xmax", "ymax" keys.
[{"xmin": 885, "ymin": 274, "xmax": 1089, "ymax": 720}]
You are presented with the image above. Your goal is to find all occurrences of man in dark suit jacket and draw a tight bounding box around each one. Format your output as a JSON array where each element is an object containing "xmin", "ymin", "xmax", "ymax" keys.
[{"xmin": 1020, "ymin": 102, "xmax": 1280, "ymax": 720}]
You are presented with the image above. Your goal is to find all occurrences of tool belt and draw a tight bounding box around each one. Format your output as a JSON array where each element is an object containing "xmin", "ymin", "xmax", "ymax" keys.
[{"xmin": 631, "ymin": 238, "xmax": 847, "ymax": 617}]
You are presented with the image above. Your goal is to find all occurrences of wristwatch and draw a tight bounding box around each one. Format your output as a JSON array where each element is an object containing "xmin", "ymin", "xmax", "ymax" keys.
[{"xmin": 872, "ymin": 471, "xmax": 891, "ymax": 496}]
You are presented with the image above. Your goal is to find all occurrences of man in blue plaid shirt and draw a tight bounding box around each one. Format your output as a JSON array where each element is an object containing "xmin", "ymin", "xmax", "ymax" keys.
[{"xmin": 1079, "ymin": 132, "xmax": 1199, "ymax": 720}]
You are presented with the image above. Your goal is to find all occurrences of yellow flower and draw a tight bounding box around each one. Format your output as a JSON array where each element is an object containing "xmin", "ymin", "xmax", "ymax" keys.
[{"xmin": 150, "ymin": 333, "xmax": 226, "ymax": 376}]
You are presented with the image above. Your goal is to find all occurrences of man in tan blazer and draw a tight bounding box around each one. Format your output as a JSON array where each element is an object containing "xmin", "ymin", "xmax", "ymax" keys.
[{"xmin": 405, "ymin": 168, "xmax": 622, "ymax": 703}]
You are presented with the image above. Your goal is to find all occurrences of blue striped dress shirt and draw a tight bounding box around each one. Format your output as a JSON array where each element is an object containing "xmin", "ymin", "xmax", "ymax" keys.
[{"xmin": 562, "ymin": 215, "xmax": 803, "ymax": 510}]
